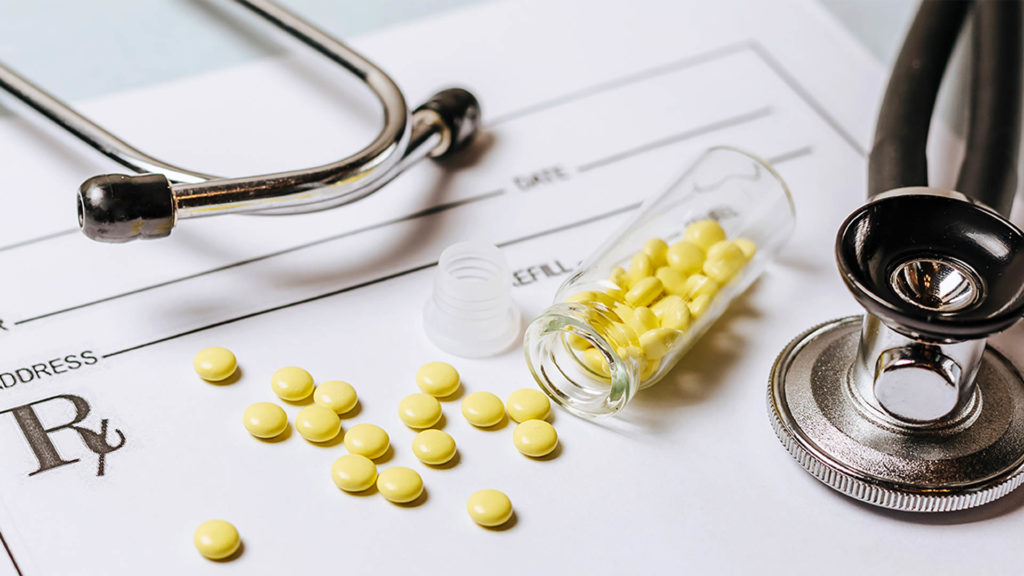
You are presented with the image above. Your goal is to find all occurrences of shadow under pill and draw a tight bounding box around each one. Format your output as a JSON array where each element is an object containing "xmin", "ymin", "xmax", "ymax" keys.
[
  {"xmin": 211, "ymin": 541, "xmax": 245, "ymax": 562},
  {"xmin": 373, "ymin": 445, "xmax": 395, "ymax": 464},
  {"xmin": 339, "ymin": 401, "xmax": 362, "ymax": 419},
  {"xmin": 527, "ymin": 442, "xmax": 563, "ymax": 462},
  {"xmin": 394, "ymin": 489, "xmax": 428, "ymax": 508},
  {"xmin": 311, "ymin": 432, "xmax": 346, "ymax": 448},
  {"xmin": 259, "ymin": 425, "xmax": 293, "ymax": 444},
  {"xmin": 209, "ymin": 368, "xmax": 244, "ymax": 386},
  {"xmin": 483, "ymin": 512, "xmax": 518, "ymax": 532},
  {"xmin": 427, "ymin": 451, "xmax": 461, "ymax": 470}
]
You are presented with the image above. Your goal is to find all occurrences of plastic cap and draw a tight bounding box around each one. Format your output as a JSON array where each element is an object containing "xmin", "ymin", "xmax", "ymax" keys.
[{"xmin": 423, "ymin": 241, "xmax": 521, "ymax": 357}]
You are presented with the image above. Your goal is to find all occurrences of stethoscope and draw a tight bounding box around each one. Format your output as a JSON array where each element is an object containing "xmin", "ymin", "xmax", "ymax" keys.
[
  {"xmin": 0, "ymin": 0, "xmax": 480, "ymax": 242},
  {"xmin": 769, "ymin": 0, "xmax": 1024, "ymax": 512}
]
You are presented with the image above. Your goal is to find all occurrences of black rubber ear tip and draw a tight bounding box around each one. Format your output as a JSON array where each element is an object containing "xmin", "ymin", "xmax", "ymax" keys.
[
  {"xmin": 416, "ymin": 87, "xmax": 481, "ymax": 158},
  {"xmin": 837, "ymin": 193, "xmax": 1024, "ymax": 341},
  {"xmin": 78, "ymin": 173, "xmax": 175, "ymax": 242}
]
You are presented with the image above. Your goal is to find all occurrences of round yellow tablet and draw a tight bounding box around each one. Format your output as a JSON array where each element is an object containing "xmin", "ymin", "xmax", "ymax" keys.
[
  {"xmin": 193, "ymin": 519, "xmax": 240, "ymax": 560},
  {"xmin": 295, "ymin": 405, "xmax": 341, "ymax": 443},
  {"xmin": 398, "ymin": 393, "xmax": 443, "ymax": 429},
  {"xmin": 467, "ymin": 489, "xmax": 513, "ymax": 527},
  {"xmin": 416, "ymin": 361, "xmax": 461, "ymax": 397},
  {"xmin": 331, "ymin": 454, "xmax": 377, "ymax": 492},
  {"xmin": 412, "ymin": 429, "xmax": 457, "ymax": 465},
  {"xmin": 377, "ymin": 467, "xmax": 423, "ymax": 503},
  {"xmin": 193, "ymin": 347, "xmax": 237, "ymax": 382},
  {"xmin": 271, "ymin": 366, "xmax": 314, "ymax": 401},
  {"xmin": 506, "ymin": 388, "xmax": 551, "ymax": 423},
  {"xmin": 313, "ymin": 380, "xmax": 358, "ymax": 414},
  {"xmin": 242, "ymin": 402, "xmax": 288, "ymax": 438},
  {"xmin": 513, "ymin": 419, "xmax": 558, "ymax": 457},
  {"xmin": 344, "ymin": 423, "xmax": 390, "ymax": 459},
  {"xmin": 461, "ymin": 392, "xmax": 505, "ymax": 427}
]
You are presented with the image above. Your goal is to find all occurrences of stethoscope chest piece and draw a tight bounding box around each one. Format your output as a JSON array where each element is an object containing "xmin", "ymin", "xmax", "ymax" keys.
[{"xmin": 769, "ymin": 315, "xmax": 1024, "ymax": 512}]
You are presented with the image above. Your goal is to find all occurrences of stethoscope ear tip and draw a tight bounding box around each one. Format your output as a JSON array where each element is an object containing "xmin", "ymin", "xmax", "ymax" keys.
[{"xmin": 78, "ymin": 173, "xmax": 175, "ymax": 243}]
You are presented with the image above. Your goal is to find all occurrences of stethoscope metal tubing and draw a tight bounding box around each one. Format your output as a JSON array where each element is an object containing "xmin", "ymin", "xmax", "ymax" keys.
[{"xmin": 0, "ymin": 0, "xmax": 481, "ymax": 242}]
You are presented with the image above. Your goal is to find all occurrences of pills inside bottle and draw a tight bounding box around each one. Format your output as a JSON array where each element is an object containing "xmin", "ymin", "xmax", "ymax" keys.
[
  {"xmin": 193, "ymin": 519, "xmax": 240, "ymax": 560},
  {"xmin": 466, "ymin": 489, "xmax": 513, "ymax": 527},
  {"xmin": 193, "ymin": 347, "xmax": 237, "ymax": 382}
]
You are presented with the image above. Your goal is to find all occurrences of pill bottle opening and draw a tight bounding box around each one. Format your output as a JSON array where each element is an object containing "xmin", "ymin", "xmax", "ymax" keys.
[{"xmin": 524, "ymin": 302, "xmax": 641, "ymax": 418}]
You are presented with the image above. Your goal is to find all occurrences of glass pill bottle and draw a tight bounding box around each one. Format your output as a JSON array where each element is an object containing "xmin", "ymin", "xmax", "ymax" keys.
[{"xmin": 523, "ymin": 147, "xmax": 795, "ymax": 417}]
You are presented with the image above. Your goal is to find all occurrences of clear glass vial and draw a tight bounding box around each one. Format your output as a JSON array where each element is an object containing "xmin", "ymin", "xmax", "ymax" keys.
[{"xmin": 524, "ymin": 147, "xmax": 795, "ymax": 417}]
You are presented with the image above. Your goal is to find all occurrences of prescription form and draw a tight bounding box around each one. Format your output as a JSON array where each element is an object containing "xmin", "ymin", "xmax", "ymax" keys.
[{"xmin": 2, "ymin": 0, "xmax": 1024, "ymax": 574}]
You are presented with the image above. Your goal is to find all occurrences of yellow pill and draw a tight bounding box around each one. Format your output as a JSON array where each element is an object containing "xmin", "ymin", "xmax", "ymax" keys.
[
  {"xmin": 655, "ymin": 266, "xmax": 689, "ymax": 296},
  {"xmin": 639, "ymin": 328, "xmax": 683, "ymax": 360},
  {"xmin": 461, "ymin": 392, "xmax": 505, "ymax": 427},
  {"xmin": 513, "ymin": 419, "xmax": 559, "ymax": 457},
  {"xmin": 734, "ymin": 237, "xmax": 757, "ymax": 259},
  {"xmin": 193, "ymin": 347, "xmax": 237, "ymax": 382},
  {"xmin": 608, "ymin": 265, "xmax": 629, "ymax": 289},
  {"xmin": 416, "ymin": 361, "xmax": 461, "ymax": 397},
  {"xmin": 688, "ymin": 293, "xmax": 714, "ymax": 318},
  {"xmin": 659, "ymin": 298, "xmax": 692, "ymax": 331},
  {"xmin": 398, "ymin": 393, "xmax": 443, "ymax": 429},
  {"xmin": 564, "ymin": 332, "xmax": 592, "ymax": 351},
  {"xmin": 703, "ymin": 242, "xmax": 748, "ymax": 283},
  {"xmin": 684, "ymin": 219, "xmax": 727, "ymax": 251},
  {"xmin": 313, "ymin": 380, "xmax": 358, "ymax": 414},
  {"xmin": 193, "ymin": 519, "xmax": 240, "ymax": 560},
  {"xmin": 565, "ymin": 290, "xmax": 618, "ymax": 309},
  {"xmin": 377, "ymin": 467, "xmax": 423, "ymax": 504},
  {"xmin": 624, "ymin": 276, "xmax": 664, "ymax": 307},
  {"xmin": 642, "ymin": 238, "xmax": 669, "ymax": 268},
  {"xmin": 666, "ymin": 241, "xmax": 705, "ymax": 274},
  {"xmin": 626, "ymin": 252, "xmax": 654, "ymax": 285},
  {"xmin": 651, "ymin": 294, "xmax": 683, "ymax": 318},
  {"xmin": 625, "ymin": 306, "xmax": 660, "ymax": 335},
  {"xmin": 344, "ymin": 423, "xmax": 390, "ymax": 459},
  {"xmin": 412, "ymin": 429, "xmax": 457, "ymax": 465},
  {"xmin": 640, "ymin": 357, "xmax": 661, "ymax": 381},
  {"xmin": 271, "ymin": 366, "xmax": 314, "ymax": 401},
  {"xmin": 331, "ymin": 454, "xmax": 377, "ymax": 492},
  {"xmin": 582, "ymin": 348, "xmax": 611, "ymax": 378},
  {"xmin": 295, "ymin": 405, "xmax": 341, "ymax": 443},
  {"xmin": 603, "ymin": 321, "xmax": 637, "ymax": 349},
  {"xmin": 467, "ymin": 489, "xmax": 514, "ymax": 528},
  {"xmin": 242, "ymin": 402, "xmax": 288, "ymax": 439},
  {"xmin": 506, "ymin": 388, "xmax": 551, "ymax": 423},
  {"xmin": 681, "ymin": 274, "xmax": 719, "ymax": 300},
  {"xmin": 617, "ymin": 344, "xmax": 645, "ymax": 362}
]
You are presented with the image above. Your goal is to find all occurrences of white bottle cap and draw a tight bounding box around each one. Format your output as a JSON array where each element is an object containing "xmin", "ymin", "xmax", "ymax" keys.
[{"xmin": 423, "ymin": 241, "xmax": 521, "ymax": 358}]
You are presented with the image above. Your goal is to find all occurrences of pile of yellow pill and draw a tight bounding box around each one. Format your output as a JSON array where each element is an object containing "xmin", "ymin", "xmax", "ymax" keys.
[
  {"xmin": 193, "ymin": 519, "xmax": 240, "ymax": 560},
  {"xmin": 193, "ymin": 347, "xmax": 238, "ymax": 382},
  {"xmin": 416, "ymin": 361, "xmax": 461, "ymax": 397},
  {"xmin": 295, "ymin": 405, "xmax": 341, "ymax": 443},
  {"xmin": 331, "ymin": 454, "xmax": 378, "ymax": 492},
  {"xmin": 564, "ymin": 220, "xmax": 755, "ymax": 382},
  {"xmin": 377, "ymin": 466, "xmax": 424, "ymax": 504},
  {"xmin": 313, "ymin": 380, "xmax": 358, "ymax": 414},
  {"xmin": 344, "ymin": 423, "xmax": 390, "ymax": 459},
  {"xmin": 242, "ymin": 402, "xmax": 289, "ymax": 439},
  {"xmin": 467, "ymin": 489, "xmax": 514, "ymax": 527}
]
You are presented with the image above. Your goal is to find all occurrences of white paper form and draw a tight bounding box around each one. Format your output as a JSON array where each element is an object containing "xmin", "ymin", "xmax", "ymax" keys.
[{"xmin": 1, "ymin": 0, "xmax": 1023, "ymax": 574}]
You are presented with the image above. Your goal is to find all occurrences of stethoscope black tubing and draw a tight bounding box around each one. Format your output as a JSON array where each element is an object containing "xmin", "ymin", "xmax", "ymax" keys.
[
  {"xmin": 867, "ymin": 0, "xmax": 970, "ymax": 199},
  {"xmin": 868, "ymin": 0, "xmax": 1023, "ymax": 219},
  {"xmin": 956, "ymin": 0, "xmax": 1022, "ymax": 217}
]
